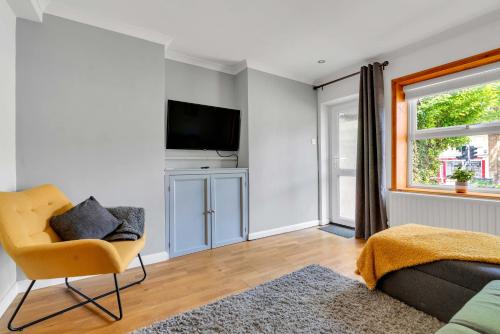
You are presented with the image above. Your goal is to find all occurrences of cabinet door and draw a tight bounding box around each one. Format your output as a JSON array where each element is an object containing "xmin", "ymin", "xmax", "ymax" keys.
[
  {"xmin": 169, "ymin": 175, "xmax": 211, "ymax": 257},
  {"xmin": 211, "ymin": 173, "xmax": 247, "ymax": 248}
]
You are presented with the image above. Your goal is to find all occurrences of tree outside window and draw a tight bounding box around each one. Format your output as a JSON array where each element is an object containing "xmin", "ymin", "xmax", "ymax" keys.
[{"xmin": 412, "ymin": 81, "xmax": 500, "ymax": 189}]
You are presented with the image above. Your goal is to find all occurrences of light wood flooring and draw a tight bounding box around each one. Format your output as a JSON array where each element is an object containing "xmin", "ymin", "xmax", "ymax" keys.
[{"xmin": 0, "ymin": 227, "xmax": 365, "ymax": 334}]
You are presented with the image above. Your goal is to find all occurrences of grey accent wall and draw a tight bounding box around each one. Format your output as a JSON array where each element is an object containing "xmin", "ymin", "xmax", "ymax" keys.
[
  {"xmin": 164, "ymin": 59, "xmax": 243, "ymax": 168},
  {"xmin": 0, "ymin": 0, "xmax": 17, "ymax": 303},
  {"xmin": 16, "ymin": 15, "xmax": 166, "ymax": 263},
  {"xmin": 247, "ymin": 69, "xmax": 318, "ymax": 233}
]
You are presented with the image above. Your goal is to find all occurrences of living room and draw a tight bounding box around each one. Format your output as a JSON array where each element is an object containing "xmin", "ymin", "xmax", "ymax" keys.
[{"xmin": 0, "ymin": 1, "xmax": 499, "ymax": 333}]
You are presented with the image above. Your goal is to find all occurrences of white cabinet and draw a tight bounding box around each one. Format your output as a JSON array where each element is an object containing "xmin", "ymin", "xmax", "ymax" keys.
[
  {"xmin": 168, "ymin": 174, "xmax": 211, "ymax": 256},
  {"xmin": 166, "ymin": 169, "xmax": 248, "ymax": 257}
]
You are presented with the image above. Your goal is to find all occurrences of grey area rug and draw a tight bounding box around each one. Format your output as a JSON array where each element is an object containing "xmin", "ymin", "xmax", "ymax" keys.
[
  {"xmin": 319, "ymin": 223, "xmax": 355, "ymax": 238},
  {"xmin": 132, "ymin": 265, "xmax": 443, "ymax": 334}
]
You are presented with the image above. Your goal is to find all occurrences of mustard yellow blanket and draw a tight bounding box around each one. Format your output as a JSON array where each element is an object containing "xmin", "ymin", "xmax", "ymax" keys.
[{"xmin": 356, "ymin": 224, "xmax": 500, "ymax": 289}]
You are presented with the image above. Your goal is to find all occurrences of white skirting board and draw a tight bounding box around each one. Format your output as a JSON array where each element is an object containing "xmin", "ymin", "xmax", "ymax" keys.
[
  {"xmin": 0, "ymin": 251, "xmax": 169, "ymax": 319},
  {"xmin": 0, "ymin": 283, "xmax": 18, "ymax": 322},
  {"xmin": 248, "ymin": 220, "xmax": 320, "ymax": 240}
]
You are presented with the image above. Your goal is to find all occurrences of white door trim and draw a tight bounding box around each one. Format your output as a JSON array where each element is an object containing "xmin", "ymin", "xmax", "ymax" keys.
[
  {"xmin": 327, "ymin": 96, "xmax": 358, "ymax": 227},
  {"xmin": 317, "ymin": 94, "xmax": 358, "ymax": 226}
]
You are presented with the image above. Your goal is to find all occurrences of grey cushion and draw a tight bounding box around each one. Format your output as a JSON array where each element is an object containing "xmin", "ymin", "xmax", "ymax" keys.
[
  {"xmin": 50, "ymin": 196, "xmax": 121, "ymax": 241},
  {"xmin": 378, "ymin": 260, "xmax": 500, "ymax": 322}
]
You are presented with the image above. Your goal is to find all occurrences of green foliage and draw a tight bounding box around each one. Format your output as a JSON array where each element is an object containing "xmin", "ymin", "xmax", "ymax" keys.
[
  {"xmin": 449, "ymin": 167, "xmax": 475, "ymax": 182},
  {"xmin": 412, "ymin": 82, "xmax": 500, "ymax": 185},
  {"xmin": 471, "ymin": 178, "xmax": 500, "ymax": 189},
  {"xmin": 412, "ymin": 137, "xmax": 468, "ymax": 184},
  {"xmin": 416, "ymin": 82, "xmax": 499, "ymax": 130}
]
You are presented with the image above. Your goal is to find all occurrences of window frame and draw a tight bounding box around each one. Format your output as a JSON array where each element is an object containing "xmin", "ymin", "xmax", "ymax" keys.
[
  {"xmin": 391, "ymin": 48, "xmax": 500, "ymax": 200},
  {"xmin": 407, "ymin": 98, "xmax": 500, "ymax": 193}
]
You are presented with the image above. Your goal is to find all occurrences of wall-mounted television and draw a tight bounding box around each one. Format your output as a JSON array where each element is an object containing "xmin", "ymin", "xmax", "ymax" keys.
[{"xmin": 166, "ymin": 100, "xmax": 240, "ymax": 151}]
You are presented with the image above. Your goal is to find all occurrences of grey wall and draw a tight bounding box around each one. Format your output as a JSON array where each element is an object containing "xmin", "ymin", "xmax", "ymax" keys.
[
  {"xmin": 0, "ymin": 0, "xmax": 17, "ymax": 303},
  {"xmin": 16, "ymin": 15, "xmax": 166, "ymax": 263},
  {"xmin": 235, "ymin": 69, "xmax": 249, "ymax": 168},
  {"xmin": 165, "ymin": 59, "xmax": 237, "ymax": 109},
  {"xmin": 164, "ymin": 59, "xmax": 246, "ymax": 168},
  {"xmin": 163, "ymin": 63, "xmax": 318, "ymax": 233},
  {"xmin": 247, "ymin": 69, "xmax": 318, "ymax": 233}
]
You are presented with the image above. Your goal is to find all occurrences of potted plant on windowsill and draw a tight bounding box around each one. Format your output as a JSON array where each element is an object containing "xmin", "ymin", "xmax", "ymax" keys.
[{"xmin": 449, "ymin": 167, "xmax": 475, "ymax": 194}]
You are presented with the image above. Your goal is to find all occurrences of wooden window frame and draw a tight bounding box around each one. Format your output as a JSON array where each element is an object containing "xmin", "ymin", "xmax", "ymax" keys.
[{"xmin": 391, "ymin": 48, "xmax": 500, "ymax": 200}]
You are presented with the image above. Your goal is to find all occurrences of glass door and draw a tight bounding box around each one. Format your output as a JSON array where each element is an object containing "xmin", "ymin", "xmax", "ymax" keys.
[{"xmin": 329, "ymin": 99, "xmax": 358, "ymax": 227}]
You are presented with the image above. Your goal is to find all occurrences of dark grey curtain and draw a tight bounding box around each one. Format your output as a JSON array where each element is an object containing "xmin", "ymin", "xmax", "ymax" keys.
[{"xmin": 355, "ymin": 62, "xmax": 388, "ymax": 239}]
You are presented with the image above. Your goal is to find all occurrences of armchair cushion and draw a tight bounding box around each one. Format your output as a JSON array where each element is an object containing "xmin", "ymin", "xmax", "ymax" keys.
[
  {"xmin": 50, "ymin": 196, "xmax": 121, "ymax": 241},
  {"xmin": 15, "ymin": 236, "xmax": 146, "ymax": 279}
]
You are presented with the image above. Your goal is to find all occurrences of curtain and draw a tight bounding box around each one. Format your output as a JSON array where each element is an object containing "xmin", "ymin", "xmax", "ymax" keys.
[{"xmin": 355, "ymin": 62, "xmax": 388, "ymax": 239}]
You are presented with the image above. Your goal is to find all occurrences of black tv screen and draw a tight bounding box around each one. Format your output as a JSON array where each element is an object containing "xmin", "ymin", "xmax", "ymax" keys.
[{"xmin": 166, "ymin": 100, "xmax": 240, "ymax": 151}]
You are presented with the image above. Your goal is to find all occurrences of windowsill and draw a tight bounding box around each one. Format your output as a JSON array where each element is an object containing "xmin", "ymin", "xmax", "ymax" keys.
[{"xmin": 391, "ymin": 187, "xmax": 500, "ymax": 200}]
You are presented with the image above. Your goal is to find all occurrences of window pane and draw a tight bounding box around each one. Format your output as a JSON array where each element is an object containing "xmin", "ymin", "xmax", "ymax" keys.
[
  {"xmin": 412, "ymin": 134, "xmax": 500, "ymax": 190},
  {"xmin": 338, "ymin": 112, "xmax": 358, "ymax": 169},
  {"xmin": 339, "ymin": 176, "xmax": 356, "ymax": 219},
  {"xmin": 416, "ymin": 81, "xmax": 500, "ymax": 130}
]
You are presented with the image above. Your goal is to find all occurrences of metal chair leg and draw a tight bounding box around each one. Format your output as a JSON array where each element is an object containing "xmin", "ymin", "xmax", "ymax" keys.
[
  {"xmin": 6, "ymin": 254, "xmax": 147, "ymax": 331},
  {"xmin": 8, "ymin": 280, "xmax": 36, "ymax": 331},
  {"xmin": 64, "ymin": 276, "xmax": 123, "ymax": 321},
  {"xmin": 65, "ymin": 253, "xmax": 147, "ymax": 296},
  {"xmin": 113, "ymin": 274, "xmax": 123, "ymax": 321},
  {"xmin": 64, "ymin": 253, "xmax": 147, "ymax": 319}
]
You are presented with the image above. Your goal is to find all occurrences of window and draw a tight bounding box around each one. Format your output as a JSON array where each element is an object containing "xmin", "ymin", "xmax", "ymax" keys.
[
  {"xmin": 391, "ymin": 48, "xmax": 500, "ymax": 199},
  {"xmin": 409, "ymin": 82, "xmax": 500, "ymax": 192}
]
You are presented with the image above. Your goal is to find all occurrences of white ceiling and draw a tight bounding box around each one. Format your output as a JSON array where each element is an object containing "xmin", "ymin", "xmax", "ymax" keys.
[{"xmin": 44, "ymin": 0, "xmax": 500, "ymax": 84}]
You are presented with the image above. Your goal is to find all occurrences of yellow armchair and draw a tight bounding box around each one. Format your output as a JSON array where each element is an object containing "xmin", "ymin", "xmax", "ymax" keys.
[{"xmin": 0, "ymin": 184, "xmax": 147, "ymax": 331}]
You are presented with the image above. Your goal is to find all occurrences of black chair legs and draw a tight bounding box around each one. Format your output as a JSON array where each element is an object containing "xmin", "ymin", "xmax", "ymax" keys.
[{"xmin": 7, "ymin": 254, "xmax": 146, "ymax": 331}]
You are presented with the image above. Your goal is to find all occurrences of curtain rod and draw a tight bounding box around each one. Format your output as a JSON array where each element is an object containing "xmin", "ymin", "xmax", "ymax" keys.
[{"xmin": 313, "ymin": 61, "xmax": 389, "ymax": 91}]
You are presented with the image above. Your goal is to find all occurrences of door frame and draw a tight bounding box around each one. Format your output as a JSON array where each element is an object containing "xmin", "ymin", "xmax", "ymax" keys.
[
  {"xmin": 317, "ymin": 94, "xmax": 358, "ymax": 227},
  {"xmin": 329, "ymin": 99, "xmax": 358, "ymax": 227}
]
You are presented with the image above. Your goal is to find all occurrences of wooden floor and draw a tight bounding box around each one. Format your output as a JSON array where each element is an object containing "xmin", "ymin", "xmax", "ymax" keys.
[{"xmin": 0, "ymin": 227, "xmax": 365, "ymax": 334}]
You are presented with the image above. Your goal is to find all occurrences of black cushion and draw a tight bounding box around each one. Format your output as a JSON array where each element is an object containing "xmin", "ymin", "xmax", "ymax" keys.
[
  {"xmin": 413, "ymin": 260, "xmax": 500, "ymax": 292},
  {"xmin": 378, "ymin": 266, "xmax": 476, "ymax": 322},
  {"xmin": 378, "ymin": 260, "xmax": 500, "ymax": 322},
  {"xmin": 50, "ymin": 196, "xmax": 121, "ymax": 241}
]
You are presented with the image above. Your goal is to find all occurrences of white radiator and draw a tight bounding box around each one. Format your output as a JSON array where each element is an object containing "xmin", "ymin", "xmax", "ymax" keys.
[{"xmin": 388, "ymin": 191, "xmax": 500, "ymax": 235}]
